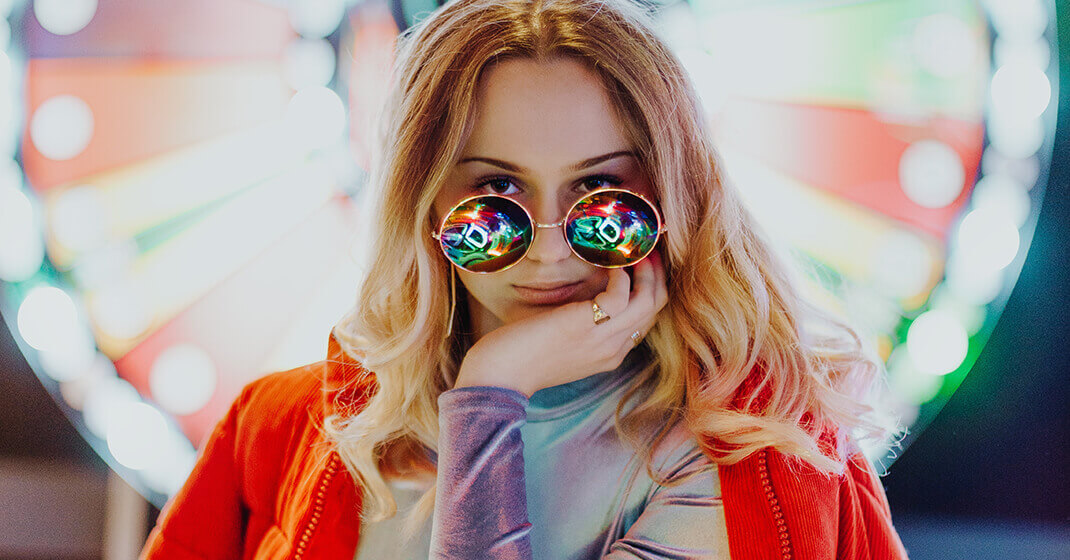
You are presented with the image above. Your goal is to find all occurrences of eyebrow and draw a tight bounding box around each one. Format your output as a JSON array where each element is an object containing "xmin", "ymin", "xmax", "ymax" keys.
[{"xmin": 457, "ymin": 150, "xmax": 636, "ymax": 174}]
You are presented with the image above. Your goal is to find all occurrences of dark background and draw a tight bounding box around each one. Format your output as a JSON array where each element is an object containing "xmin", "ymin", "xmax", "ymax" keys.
[
  {"xmin": 1, "ymin": 3, "xmax": 1067, "ymax": 557},
  {"xmin": 879, "ymin": 6, "xmax": 1069, "ymax": 525}
]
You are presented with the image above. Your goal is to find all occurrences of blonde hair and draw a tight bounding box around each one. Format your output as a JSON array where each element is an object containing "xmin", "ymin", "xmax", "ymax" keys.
[{"xmin": 325, "ymin": 0, "xmax": 901, "ymax": 539}]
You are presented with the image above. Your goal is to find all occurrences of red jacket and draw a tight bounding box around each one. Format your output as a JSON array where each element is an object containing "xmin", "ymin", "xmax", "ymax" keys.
[{"xmin": 141, "ymin": 331, "xmax": 909, "ymax": 559}]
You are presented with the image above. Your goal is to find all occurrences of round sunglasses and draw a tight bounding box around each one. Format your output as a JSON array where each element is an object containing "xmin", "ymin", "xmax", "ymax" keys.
[{"xmin": 431, "ymin": 187, "xmax": 667, "ymax": 273}]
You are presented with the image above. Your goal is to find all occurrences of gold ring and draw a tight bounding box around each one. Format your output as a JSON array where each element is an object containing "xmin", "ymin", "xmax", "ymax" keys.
[
  {"xmin": 592, "ymin": 301, "xmax": 611, "ymax": 325},
  {"xmin": 630, "ymin": 331, "xmax": 643, "ymax": 346}
]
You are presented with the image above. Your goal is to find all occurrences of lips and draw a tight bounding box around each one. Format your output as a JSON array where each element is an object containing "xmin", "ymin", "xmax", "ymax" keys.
[
  {"xmin": 512, "ymin": 281, "xmax": 584, "ymax": 305},
  {"xmin": 513, "ymin": 281, "xmax": 582, "ymax": 290}
]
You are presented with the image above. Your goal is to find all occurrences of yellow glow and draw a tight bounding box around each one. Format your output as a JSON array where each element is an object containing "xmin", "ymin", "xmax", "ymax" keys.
[
  {"xmin": 718, "ymin": 145, "xmax": 942, "ymax": 309},
  {"xmin": 44, "ymin": 121, "xmax": 311, "ymax": 268},
  {"xmin": 85, "ymin": 157, "xmax": 338, "ymax": 358}
]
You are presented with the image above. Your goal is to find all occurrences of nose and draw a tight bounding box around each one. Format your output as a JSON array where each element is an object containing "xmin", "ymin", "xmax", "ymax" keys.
[{"xmin": 525, "ymin": 203, "xmax": 573, "ymax": 264}]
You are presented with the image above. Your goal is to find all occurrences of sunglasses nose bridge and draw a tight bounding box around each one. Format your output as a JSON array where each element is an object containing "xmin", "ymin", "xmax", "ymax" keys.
[{"xmin": 523, "ymin": 217, "xmax": 573, "ymax": 264}]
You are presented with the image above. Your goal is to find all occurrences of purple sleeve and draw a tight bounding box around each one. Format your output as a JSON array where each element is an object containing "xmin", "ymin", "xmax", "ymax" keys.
[{"xmin": 431, "ymin": 386, "xmax": 534, "ymax": 559}]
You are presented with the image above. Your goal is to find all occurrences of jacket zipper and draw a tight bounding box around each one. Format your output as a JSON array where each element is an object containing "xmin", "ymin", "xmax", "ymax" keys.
[
  {"xmin": 294, "ymin": 453, "xmax": 341, "ymax": 559},
  {"xmin": 756, "ymin": 449, "xmax": 793, "ymax": 560}
]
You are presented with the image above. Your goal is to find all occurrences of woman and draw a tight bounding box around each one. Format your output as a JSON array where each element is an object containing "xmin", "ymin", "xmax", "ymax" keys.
[{"xmin": 141, "ymin": 1, "xmax": 908, "ymax": 558}]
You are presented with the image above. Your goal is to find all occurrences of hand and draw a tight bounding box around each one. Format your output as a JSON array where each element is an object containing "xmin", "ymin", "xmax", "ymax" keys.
[{"xmin": 454, "ymin": 250, "xmax": 669, "ymax": 398}]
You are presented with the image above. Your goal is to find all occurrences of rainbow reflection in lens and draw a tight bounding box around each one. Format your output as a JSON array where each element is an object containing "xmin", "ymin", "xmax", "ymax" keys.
[
  {"xmin": 565, "ymin": 190, "xmax": 659, "ymax": 267},
  {"xmin": 438, "ymin": 196, "xmax": 533, "ymax": 273}
]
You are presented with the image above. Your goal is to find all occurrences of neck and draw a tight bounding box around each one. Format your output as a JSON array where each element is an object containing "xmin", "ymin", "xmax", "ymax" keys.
[{"xmin": 466, "ymin": 292, "xmax": 502, "ymax": 343}]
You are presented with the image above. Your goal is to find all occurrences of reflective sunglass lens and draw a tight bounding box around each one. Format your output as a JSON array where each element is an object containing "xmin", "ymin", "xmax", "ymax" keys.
[
  {"xmin": 565, "ymin": 190, "xmax": 659, "ymax": 267},
  {"xmin": 439, "ymin": 196, "xmax": 532, "ymax": 272}
]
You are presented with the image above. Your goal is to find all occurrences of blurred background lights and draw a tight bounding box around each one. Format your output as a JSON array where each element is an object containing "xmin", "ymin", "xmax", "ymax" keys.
[
  {"xmin": 928, "ymin": 285, "xmax": 987, "ymax": 337},
  {"xmin": 139, "ymin": 430, "xmax": 195, "ymax": 495},
  {"xmin": 50, "ymin": 185, "xmax": 108, "ymax": 252},
  {"xmin": 283, "ymin": 38, "xmax": 337, "ymax": 89},
  {"xmin": 971, "ymin": 173, "xmax": 1031, "ymax": 228},
  {"xmin": 982, "ymin": 0, "xmax": 1048, "ymax": 40},
  {"xmin": 841, "ymin": 286, "xmax": 903, "ymax": 337},
  {"xmin": 149, "ymin": 344, "xmax": 217, "ymax": 416},
  {"xmin": 30, "ymin": 94, "xmax": 94, "ymax": 160},
  {"xmin": 83, "ymin": 375, "xmax": 139, "ymax": 439},
  {"xmin": 0, "ymin": 157, "xmax": 23, "ymax": 189},
  {"xmin": 16, "ymin": 285, "xmax": 84, "ymax": 352},
  {"xmin": 0, "ymin": 0, "xmax": 1055, "ymax": 507},
  {"xmin": 946, "ymin": 254, "xmax": 1004, "ymax": 306},
  {"xmin": 987, "ymin": 113, "xmax": 1046, "ymax": 159},
  {"xmin": 898, "ymin": 140, "xmax": 966, "ymax": 208},
  {"xmin": 906, "ymin": 309, "xmax": 970, "ymax": 376},
  {"xmin": 0, "ymin": 17, "xmax": 10, "ymax": 49},
  {"xmin": 288, "ymin": 0, "xmax": 345, "ymax": 39},
  {"xmin": 58, "ymin": 352, "xmax": 118, "ymax": 411},
  {"xmin": 911, "ymin": 14, "xmax": 977, "ymax": 78},
  {"xmin": 36, "ymin": 332, "xmax": 97, "ymax": 382},
  {"xmin": 956, "ymin": 207, "xmax": 1021, "ymax": 272},
  {"xmin": 980, "ymin": 150, "xmax": 1040, "ymax": 188},
  {"xmin": 870, "ymin": 230, "xmax": 933, "ymax": 300},
  {"xmin": 994, "ymin": 37, "xmax": 1051, "ymax": 70},
  {"xmin": 33, "ymin": 0, "xmax": 98, "ymax": 36},
  {"xmin": 0, "ymin": 183, "xmax": 44, "ymax": 282},
  {"xmin": 0, "ymin": 51, "xmax": 12, "ymax": 90},
  {"xmin": 69, "ymin": 239, "xmax": 138, "ymax": 293},
  {"xmin": 990, "ymin": 63, "xmax": 1052, "ymax": 122},
  {"xmin": 675, "ymin": 47, "xmax": 727, "ymax": 117},
  {"xmin": 106, "ymin": 401, "xmax": 170, "ymax": 471},
  {"xmin": 88, "ymin": 281, "xmax": 153, "ymax": 340},
  {"xmin": 284, "ymin": 86, "xmax": 347, "ymax": 150},
  {"xmin": 887, "ymin": 345, "xmax": 943, "ymax": 406}
]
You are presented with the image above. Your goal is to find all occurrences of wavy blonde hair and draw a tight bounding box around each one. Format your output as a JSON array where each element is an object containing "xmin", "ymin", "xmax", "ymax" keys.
[{"xmin": 325, "ymin": 0, "xmax": 901, "ymax": 538}]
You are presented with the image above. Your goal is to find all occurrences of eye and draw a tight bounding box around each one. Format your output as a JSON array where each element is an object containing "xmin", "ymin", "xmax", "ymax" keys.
[
  {"xmin": 469, "ymin": 174, "xmax": 624, "ymax": 196},
  {"xmin": 471, "ymin": 177, "xmax": 521, "ymax": 196},
  {"xmin": 581, "ymin": 174, "xmax": 623, "ymax": 191}
]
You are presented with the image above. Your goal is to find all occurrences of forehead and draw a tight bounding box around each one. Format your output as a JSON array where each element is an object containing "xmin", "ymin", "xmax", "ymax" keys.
[{"xmin": 462, "ymin": 57, "xmax": 632, "ymax": 172}]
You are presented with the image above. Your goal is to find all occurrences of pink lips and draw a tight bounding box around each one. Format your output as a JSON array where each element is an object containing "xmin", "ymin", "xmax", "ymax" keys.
[{"xmin": 513, "ymin": 281, "xmax": 584, "ymax": 305}]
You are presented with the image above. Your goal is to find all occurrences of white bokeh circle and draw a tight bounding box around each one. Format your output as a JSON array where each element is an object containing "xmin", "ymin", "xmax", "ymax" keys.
[{"xmin": 30, "ymin": 95, "xmax": 95, "ymax": 160}]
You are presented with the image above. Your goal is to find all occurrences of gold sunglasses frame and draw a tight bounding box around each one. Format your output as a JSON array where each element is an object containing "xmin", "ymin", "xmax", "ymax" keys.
[{"xmin": 430, "ymin": 187, "xmax": 668, "ymax": 274}]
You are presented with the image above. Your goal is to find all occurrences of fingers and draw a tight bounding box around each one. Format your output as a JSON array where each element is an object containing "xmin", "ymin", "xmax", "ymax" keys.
[
  {"xmin": 652, "ymin": 250, "xmax": 668, "ymax": 310},
  {"xmin": 630, "ymin": 250, "xmax": 656, "ymax": 305},
  {"xmin": 594, "ymin": 266, "xmax": 631, "ymax": 316},
  {"xmin": 590, "ymin": 250, "xmax": 668, "ymax": 341},
  {"xmin": 614, "ymin": 251, "xmax": 667, "ymax": 334},
  {"xmin": 583, "ymin": 250, "xmax": 669, "ymax": 367}
]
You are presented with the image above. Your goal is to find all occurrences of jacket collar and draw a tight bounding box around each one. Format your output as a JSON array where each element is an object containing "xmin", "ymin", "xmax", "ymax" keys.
[{"xmin": 322, "ymin": 328, "xmax": 378, "ymax": 419}]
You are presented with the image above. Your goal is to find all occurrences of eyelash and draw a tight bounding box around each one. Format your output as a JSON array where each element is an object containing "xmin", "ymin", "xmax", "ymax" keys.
[{"xmin": 469, "ymin": 174, "xmax": 624, "ymax": 195}]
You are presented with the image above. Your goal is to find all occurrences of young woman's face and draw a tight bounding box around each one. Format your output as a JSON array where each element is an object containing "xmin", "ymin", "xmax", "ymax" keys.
[{"xmin": 433, "ymin": 56, "xmax": 656, "ymax": 339}]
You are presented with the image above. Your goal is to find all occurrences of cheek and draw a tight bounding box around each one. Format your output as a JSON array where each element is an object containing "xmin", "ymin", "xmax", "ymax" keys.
[
  {"xmin": 457, "ymin": 271, "xmax": 509, "ymax": 304},
  {"xmin": 431, "ymin": 199, "xmax": 449, "ymax": 228}
]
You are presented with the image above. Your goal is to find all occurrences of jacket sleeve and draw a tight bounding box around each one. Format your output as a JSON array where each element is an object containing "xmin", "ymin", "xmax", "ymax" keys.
[
  {"xmin": 836, "ymin": 451, "xmax": 909, "ymax": 559},
  {"xmin": 139, "ymin": 386, "xmax": 250, "ymax": 560},
  {"xmin": 719, "ymin": 446, "xmax": 909, "ymax": 560}
]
